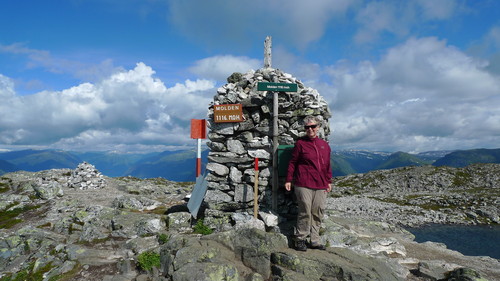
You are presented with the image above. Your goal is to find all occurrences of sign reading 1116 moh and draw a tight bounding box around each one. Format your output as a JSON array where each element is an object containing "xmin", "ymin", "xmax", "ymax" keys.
[
  {"xmin": 214, "ymin": 104, "xmax": 243, "ymax": 123},
  {"xmin": 257, "ymin": 82, "xmax": 298, "ymax": 92}
]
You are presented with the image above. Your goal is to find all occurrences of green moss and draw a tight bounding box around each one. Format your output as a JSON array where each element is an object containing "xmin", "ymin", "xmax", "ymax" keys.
[
  {"xmin": 193, "ymin": 219, "xmax": 213, "ymax": 235},
  {"xmin": 452, "ymin": 171, "xmax": 472, "ymax": 186},
  {"xmin": 2, "ymin": 261, "xmax": 55, "ymax": 281},
  {"xmin": 0, "ymin": 204, "xmax": 41, "ymax": 229},
  {"xmin": 405, "ymin": 194, "xmax": 422, "ymax": 200},
  {"xmin": 0, "ymin": 182, "xmax": 10, "ymax": 193},
  {"xmin": 24, "ymin": 241, "xmax": 30, "ymax": 252},
  {"xmin": 158, "ymin": 233, "xmax": 169, "ymax": 244},
  {"xmin": 418, "ymin": 203, "xmax": 443, "ymax": 211},
  {"xmin": 372, "ymin": 197, "xmax": 407, "ymax": 206},
  {"xmin": 335, "ymin": 179, "xmax": 357, "ymax": 188},
  {"xmin": 318, "ymin": 227, "xmax": 326, "ymax": 236},
  {"xmin": 76, "ymin": 237, "xmax": 111, "ymax": 246},
  {"xmin": 0, "ymin": 274, "xmax": 13, "ymax": 281},
  {"xmin": 47, "ymin": 263, "xmax": 81, "ymax": 281},
  {"xmin": 0, "ymin": 218, "xmax": 23, "ymax": 229},
  {"xmin": 36, "ymin": 222, "xmax": 52, "ymax": 229},
  {"xmin": 150, "ymin": 177, "xmax": 169, "ymax": 185},
  {"xmin": 137, "ymin": 251, "xmax": 161, "ymax": 271}
]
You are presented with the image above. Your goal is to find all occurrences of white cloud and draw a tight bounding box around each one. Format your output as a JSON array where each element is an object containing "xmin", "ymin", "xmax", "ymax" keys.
[
  {"xmin": 189, "ymin": 55, "xmax": 261, "ymax": 81},
  {"xmin": 0, "ymin": 63, "xmax": 215, "ymax": 152},
  {"xmin": 0, "ymin": 43, "xmax": 122, "ymax": 83},
  {"xmin": 487, "ymin": 26, "xmax": 500, "ymax": 49},
  {"xmin": 415, "ymin": 0, "xmax": 457, "ymax": 20},
  {"xmin": 327, "ymin": 37, "xmax": 500, "ymax": 152},
  {"xmin": 377, "ymin": 37, "xmax": 497, "ymax": 99},
  {"xmin": 167, "ymin": 0, "xmax": 354, "ymax": 49},
  {"xmin": 354, "ymin": 1, "xmax": 402, "ymax": 44},
  {"xmin": 468, "ymin": 25, "xmax": 500, "ymax": 74},
  {"xmin": 272, "ymin": 46, "xmax": 323, "ymax": 83},
  {"xmin": 353, "ymin": 0, "xmax": 460, "ymax": 44}
]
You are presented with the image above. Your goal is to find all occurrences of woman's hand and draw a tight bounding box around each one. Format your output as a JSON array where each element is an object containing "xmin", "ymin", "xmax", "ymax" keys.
[
  {"xmin": 326, "ymin": 184, "xmax": 332, "ymax": 192},
  {"xmin": 285, "ymin": 182, "xmax": 292, "ymax": 191}
]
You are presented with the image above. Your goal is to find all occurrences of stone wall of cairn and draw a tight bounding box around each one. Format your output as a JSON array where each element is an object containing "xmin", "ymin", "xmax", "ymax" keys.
[{"xmin": 204, "ymin": 68, "xmax": 331, "ymax": 217}]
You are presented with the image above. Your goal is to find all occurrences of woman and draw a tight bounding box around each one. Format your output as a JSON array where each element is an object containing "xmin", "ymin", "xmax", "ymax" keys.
[{"xmin": 285, "ymin": 115, "xmax": 332, "ymax": 251}]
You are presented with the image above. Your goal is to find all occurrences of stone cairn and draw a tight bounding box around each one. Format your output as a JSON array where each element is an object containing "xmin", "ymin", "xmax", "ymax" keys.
[
  {"xmin": 204, "ymin": 67, "xmax": 331, "ymax": 224},
  {"xmin": 68, "ymin": 162, "xmax": 107, "ymax": 190}
]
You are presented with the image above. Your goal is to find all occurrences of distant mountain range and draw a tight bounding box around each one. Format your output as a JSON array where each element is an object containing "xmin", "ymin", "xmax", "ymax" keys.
[
  {"xmin": 1, "ymin": 148, "xmax": 499, "ymax": 180},
  {"xmin": 332, "ymin": 148, "xmax": 500, "ymax": 176}
]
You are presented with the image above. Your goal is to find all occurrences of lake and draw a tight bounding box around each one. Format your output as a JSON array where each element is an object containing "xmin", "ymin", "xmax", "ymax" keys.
[{"xmin": 406, "ymin": 224, "xmax": 500, "ymax": 259}]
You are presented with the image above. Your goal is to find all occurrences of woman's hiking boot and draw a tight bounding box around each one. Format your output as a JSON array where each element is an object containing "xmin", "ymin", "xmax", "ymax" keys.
[
  {"xmin": 309, "ymin": 242, "xmax": 326, "ymax": 250},
  {"xmin": 295, "ymin": 239, "xmax": 307, "ymax": 251}
]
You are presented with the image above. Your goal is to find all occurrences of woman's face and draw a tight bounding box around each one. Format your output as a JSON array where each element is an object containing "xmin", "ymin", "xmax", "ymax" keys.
[{"xmin": 304, "ymin": 122, "xmax": 319, "ymax": 138}]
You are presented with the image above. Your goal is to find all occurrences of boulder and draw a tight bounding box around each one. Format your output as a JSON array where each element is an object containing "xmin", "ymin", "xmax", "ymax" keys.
[
  {"xmin": 418, "ymin": 260, "xmax": 461, "ymax": 280},
  {"xmin": 166, "ymin": 212, "xmax": 192, "ymax": 233},
  {"xmin": 33, "ymin": 180, "xmax": 64, "ymax": 199},
  {"xmin": 112, "ymin": 195, "xmax": 161, "ymax": 211}
]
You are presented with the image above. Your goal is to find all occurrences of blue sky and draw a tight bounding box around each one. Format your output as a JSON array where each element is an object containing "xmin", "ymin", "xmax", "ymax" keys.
[{"xmin": 1, "ymin": 0, "xmax": 499, "ymax": 153}]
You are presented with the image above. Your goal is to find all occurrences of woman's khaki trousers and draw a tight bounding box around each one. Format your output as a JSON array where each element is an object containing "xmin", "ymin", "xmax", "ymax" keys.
[{"xmin": 294, "ymin": 186, "xmax": 326, "ymax": 244}]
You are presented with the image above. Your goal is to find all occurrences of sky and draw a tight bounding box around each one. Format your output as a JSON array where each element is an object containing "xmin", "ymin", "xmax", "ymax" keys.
[{"xmin": 0, "ymin": 0, "xmax": 499, "ymax": 154}]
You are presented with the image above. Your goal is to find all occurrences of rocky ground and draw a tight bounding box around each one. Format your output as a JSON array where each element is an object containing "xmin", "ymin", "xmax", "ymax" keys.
[
  {"xmin": 0, "ymin": 163, "xmax": 499, "ymax": 281},
  {"xmin": 328, "ymin": 164, "xmax": 500, "ymax": 227}
]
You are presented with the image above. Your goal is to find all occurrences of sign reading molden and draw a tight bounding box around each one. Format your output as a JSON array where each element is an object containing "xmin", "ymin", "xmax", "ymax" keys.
[{"xmin": 214, "ymin": 103, "xmax": 243, "ymax": 123}]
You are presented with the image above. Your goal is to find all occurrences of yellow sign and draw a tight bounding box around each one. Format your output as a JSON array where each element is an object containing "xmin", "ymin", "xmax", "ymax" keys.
[{"xmin": 214, "ymin": 104, "xmax": 243, "ymax": 123}]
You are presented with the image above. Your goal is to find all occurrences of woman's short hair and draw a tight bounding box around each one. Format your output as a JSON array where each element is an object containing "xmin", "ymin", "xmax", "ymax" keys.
[{"xmin": 303, "ymin": 115, "xmax": 320, "ymax": 126}]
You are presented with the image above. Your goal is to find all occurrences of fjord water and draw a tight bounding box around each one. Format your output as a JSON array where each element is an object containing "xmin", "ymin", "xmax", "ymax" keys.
[{"xmin": 407, "ymin": 224, "xmax": 500, "ymax": 259}]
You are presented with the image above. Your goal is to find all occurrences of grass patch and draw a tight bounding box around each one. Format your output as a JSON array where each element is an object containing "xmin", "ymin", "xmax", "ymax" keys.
[
  {"xmin": 193, "ymin": 219, "xmax": 213, "ymax": 235},
  {"xmin": 0, "ymin": 203, "xmax": 41, "ymax": 229},
  {"xmin": 117, "ymin": 176, "xmax": 142, "ymax": 182},
  {"xmin": 36, "ymin": 222, "xmax": 52, "ymax": 229},
  {"xmin": 1, "ymin": 261, "xmax": 55, "ymax": 281},
  {"xmin": 335, "ymin": 179, "xmax": 358, "ymax": 188},
  {"xmin": 452, "ymin": 171, "xmax": 472, "ymax": 186},
  {"xmin": 149, "ymin": 178, "xmax": 170, "ymax": 185},
  {"xmin": 418, "ymin": 203, "xmax": 443, "ymax": 211},
  {"xmin": 76, "ymin": 237, "xmax": 111, "ymax": 246},
  {"xmin": 47, "ymin": 263, "xmax": 81, "ymax": 281},
  {"xmin": 133, "ymin": 205, "xmax": 169, "ymax": 215},
  {"xmin": 177, "ymin": 181, "xmax": 195, "ymax": 187},
  {"xmin": 0, "ymin": 182, "xmax": 10, "ymax": 193},
  {"xmin": 373, "ymin": 197, "xmax": 407, "ymax": 206},
  {"xmin": 158, "ymin": 233, "xmax": 169, "ymax": 244},
  {"xmin": 137, "ymin": 251, "xmax": 161, "ymax": 271}
]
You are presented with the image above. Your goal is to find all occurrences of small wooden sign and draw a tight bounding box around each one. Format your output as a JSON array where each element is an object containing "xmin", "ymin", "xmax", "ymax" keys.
[{"xmin": 214, "ymin": 104, "xmax": 243, "ymax": 123}]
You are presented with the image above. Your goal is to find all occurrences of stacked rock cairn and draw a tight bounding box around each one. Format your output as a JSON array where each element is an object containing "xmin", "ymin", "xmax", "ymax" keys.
[
  {"xmin": 204, "ymin": 68, "xmax": 331, "ymax": 220},
  {"xmin": 68, "ymin": 162, "xmax": 107, "ymax": 190}
]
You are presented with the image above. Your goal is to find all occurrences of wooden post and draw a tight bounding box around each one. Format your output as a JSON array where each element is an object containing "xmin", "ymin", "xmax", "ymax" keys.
[
  {"xmin": 253, "ymin": 158, "xmax": 259, "ymax": 218},
  {"xmin": 264, "ymin": 36, "xmax": 272, "ymax": 69},
  {"xmin": 264, "ymin": 36, "xmax": 279, "ymax": 211},
  {"xmin": 272, "ymin": 90, "xmax": 279, "ymax": 211},
  {"xmin": 190, "ymin": 119, "xmax": 206, "ymax": 178},
  {"xmin": 196, "ymin": 138, "xmax": 202, "ymax": 177}
]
